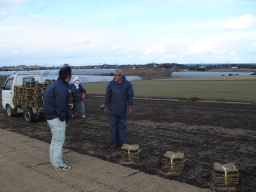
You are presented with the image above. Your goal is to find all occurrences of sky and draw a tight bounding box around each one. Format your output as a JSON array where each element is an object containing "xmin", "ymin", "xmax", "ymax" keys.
[{"xmin": 0, "ymin": 0, "xmax": 256, "ymax": 66}]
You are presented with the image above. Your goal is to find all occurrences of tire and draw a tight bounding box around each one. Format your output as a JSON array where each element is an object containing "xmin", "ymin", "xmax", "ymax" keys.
[
  {"xmin": 6, "ymin": 104, "xmax": 16, "ymax": 117},
  {"xmin": 23, "ymin": 108, "xmax": 34, "ymax": 123}
]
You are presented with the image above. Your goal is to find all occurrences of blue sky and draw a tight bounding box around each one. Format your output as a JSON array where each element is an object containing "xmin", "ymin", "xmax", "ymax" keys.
[{"xmin": 0, "ymin": 0, "xmax": 256, "ymax": 66}]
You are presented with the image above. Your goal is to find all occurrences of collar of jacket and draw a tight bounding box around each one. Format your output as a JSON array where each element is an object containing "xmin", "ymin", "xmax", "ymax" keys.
[{"xmin": 57, "ymin": 77, "xmax": 69, "ymax": 86}]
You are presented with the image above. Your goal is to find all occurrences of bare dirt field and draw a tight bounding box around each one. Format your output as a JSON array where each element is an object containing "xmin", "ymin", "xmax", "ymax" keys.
[{"xmin": 1, "ymin": 93, "xmax": 256, "ymax": 192}]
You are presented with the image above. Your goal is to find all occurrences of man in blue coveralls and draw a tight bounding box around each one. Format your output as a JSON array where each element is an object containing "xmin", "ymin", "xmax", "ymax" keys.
[{"xmin": 104, "ymin": 69, "xmax": 134, "ymax": 148}]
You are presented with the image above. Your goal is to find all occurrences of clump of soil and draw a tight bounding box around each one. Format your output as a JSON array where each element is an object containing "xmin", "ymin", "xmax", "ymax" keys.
[{"xmin": 1, "ymin": 95, "xmax": 256, "ymax": 192}]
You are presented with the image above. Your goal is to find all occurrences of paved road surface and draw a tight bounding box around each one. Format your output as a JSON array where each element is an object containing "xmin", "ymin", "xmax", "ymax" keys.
[{"xmin": 0, "ymin": 129, "xmax": 210, "ymax": 192}]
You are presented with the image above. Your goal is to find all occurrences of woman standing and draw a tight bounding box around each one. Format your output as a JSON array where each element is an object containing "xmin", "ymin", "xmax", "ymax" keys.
[{"xmin": 68, "ymin": 76, "xmax": 86, "ymax": 118}]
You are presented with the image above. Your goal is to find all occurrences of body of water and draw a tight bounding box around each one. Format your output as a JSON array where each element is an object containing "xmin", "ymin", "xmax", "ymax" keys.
[
  {"xmin": 0, "ymin": 69, "xmax": 142, "ymax": 83},
  {"xmin": 171, "ymin": 71, "xmax": 254, "ymax": 78}
]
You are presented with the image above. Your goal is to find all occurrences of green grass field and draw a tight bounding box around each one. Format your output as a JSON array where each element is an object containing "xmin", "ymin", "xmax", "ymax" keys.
[
  {"xmin": 1, "ymin": 75, "xmax": 255, "ymax": 101},
  {"xmin": 82, "ymin": 80, "xmax": 256, "ymax": 101}
]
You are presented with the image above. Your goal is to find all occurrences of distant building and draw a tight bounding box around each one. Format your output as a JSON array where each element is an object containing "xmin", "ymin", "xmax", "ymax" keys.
[
  {"xmin": 103, "ymin": 64, "xmax": 118, "ymax": 69},
  {"xmin": 13, "ymin": 65, "xmax": 41, "ymax": 71}
]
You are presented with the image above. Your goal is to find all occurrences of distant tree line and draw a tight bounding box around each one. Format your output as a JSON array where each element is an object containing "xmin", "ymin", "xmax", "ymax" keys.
[
  {"xmin": 1, "ymin": 63, "xmax": 256, "ymax": 71},
  {"xmin": 144, "ymin": 63, "xmax": 256, "ymax": 70}
]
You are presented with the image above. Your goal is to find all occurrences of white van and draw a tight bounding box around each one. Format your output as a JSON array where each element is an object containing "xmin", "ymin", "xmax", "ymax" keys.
[{"xmin": 1, "ymin": 72, "xmax": 44, "ymax": 122}]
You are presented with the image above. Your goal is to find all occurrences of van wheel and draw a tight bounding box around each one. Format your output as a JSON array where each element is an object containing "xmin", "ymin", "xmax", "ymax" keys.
[
  {"xmin": 24, "ymin": 108, "xmax": 34, "ymax": 123},
  {"xmin": 6, "ymin": 105, "xmax": 16, "ymax": 117}
]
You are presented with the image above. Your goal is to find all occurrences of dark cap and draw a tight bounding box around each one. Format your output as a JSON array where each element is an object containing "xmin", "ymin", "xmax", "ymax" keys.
[{"xmin": 113, "ymin": 69, "xmax": 124, "ymax": 76}]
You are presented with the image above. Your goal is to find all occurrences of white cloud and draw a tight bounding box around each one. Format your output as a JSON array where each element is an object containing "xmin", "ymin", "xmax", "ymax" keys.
[
  {"xmin": 1, "ymin": 14, "xmax": 256, "ymax": 65},
  {"xmin": 178, "ymin": 32, "xmax": 256, "ymax": 62},
  {"xmin": 151, "ymin": 0, "xmax": 170, "ymax": 5},
  {"xmin": 187, "ymin": 36, "xmax": 223, "ymax": 54},
  {"xmin": 77, "ymin": 38, "xmax": 90, "ymax": 45},
  {"xmin": 0, "ymin": 25, "xmax": 130, "ymax": 63},
  {"xmin": 131, "ymin": 32, "xmax": 256, "ymax": 63},
  {"xmin": 249, "ymin": 42, "xmax": 256, "ymax": 51},
  {"xmin": 11, "ymin": 50, "xmax": 19, "ymax": 53},
  {"xmin": 228, "ymin": 51, "xmax": 237, "ymax": 56},
  {"xmin": 27, "ymin": 14, "xmax": 53, "ymax": 20},
  {"xmin": 0, "ymin": 8, "xmax": 9, "ymax": 16},
  {"xmin": 0, "ymin": 0, "xmax": 30, "ymax": 6},
  {"xmin": 0, "ymin": 0, "xmax": 30, "ymax": 20},
  {"xmin": 223, "ymin": 14, "xmax": 256, "ymax": 30},
  {"xmin": 113, "ymin": 45, "xmax": 121, "ymax": 50}
]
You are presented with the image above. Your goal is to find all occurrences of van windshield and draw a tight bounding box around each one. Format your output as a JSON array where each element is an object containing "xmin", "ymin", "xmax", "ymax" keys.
[{"xmin": 5, "ymin": 78, "xmax": 14, "ymax": 90}]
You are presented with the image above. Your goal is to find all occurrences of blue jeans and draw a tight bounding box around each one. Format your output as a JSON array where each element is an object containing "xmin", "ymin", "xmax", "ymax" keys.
[
  {"xmin": 47, "ymin": 118, "xmax": 66, "ymax": 169},
  {"xmin": 109, "ymin": 113, "xmax": 127, "ymax": 146},
  {"xmin": 72, "ymin": 101, "xmax": 85, "ymax": 117}
]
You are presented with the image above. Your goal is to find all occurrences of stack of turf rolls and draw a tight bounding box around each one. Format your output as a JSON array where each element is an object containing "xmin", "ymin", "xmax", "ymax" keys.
[
  {"xmin": 120, "ymin": 144, "xmax": 140, "ymax": 164},
  {"xmin": 13, "ymin": 80, "xmax": 55, "ymax": 108},
  {"xmin": 212, "ymin": 162, "xmax": 239, "ymax": 190},
  {"xmin": 161, "ymin": 151, "xmax": 184, "ymax": 174}
]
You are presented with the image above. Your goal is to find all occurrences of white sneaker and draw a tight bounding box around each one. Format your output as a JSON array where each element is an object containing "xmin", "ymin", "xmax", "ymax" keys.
[
  {"xmin": 82, "ymin": 115, "xmax": 86, "ymax": 119},
  {"xmin": 56, "ymin": 163, "xmax": 71, "ymax": 170}
]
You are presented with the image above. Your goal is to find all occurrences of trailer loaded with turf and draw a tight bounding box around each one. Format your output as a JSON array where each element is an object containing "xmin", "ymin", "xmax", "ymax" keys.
[{"xmin": 1, "ymin": 72, "xmax": 54, "ymax": 122}]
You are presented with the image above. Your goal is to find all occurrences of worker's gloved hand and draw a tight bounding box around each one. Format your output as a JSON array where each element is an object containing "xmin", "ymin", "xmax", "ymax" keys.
[
  {"xmin": 82, "ymin": 93, "xmax": 86, "ymax": 100},
  {"xmin": 104, "ymin": 105, "xmax": 109, "ymax": 115},
  {"xmin": 127, "ymin": 105, "xmax": 133, "ymax": 116}
]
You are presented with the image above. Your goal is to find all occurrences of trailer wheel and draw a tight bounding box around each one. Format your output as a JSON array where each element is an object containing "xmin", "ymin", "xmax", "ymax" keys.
[
  {"xmin": 24, "ymin": 108, "xmax": 34, "ymax": 123},
  {"xmin": 6, "ymin": 104, "xmax": 16, "ymax": 117}
]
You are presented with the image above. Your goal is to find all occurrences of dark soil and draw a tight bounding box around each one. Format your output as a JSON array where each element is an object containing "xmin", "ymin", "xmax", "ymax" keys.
[{"xmin": 1, "ymin": 94, "xmax": 256, "ymax": 192}]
